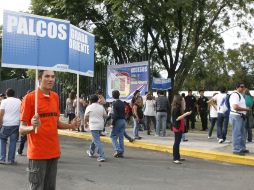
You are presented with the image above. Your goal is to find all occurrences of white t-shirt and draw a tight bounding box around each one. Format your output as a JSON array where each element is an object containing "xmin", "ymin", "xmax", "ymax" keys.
[
  {"xmin": 209, "ymin": 104, "xmax": 218, "ymax": 118},
  {"xmin": 212, "ymin": 93, "xmax": 227, "ymax": 114},
  {"xmin": 144, "ymin": 100, "xmax": 156, "ymax": 116},
  {"xmin": 85, "ymin": 103, "xmax": 107, "ymax": 130},
  {"xmin": 0, "ymin": 97, "xmax": 21, "ymax": 126},
  {"xmin": 229, "ymin": 92, "xmax": 246, "ymax": 115}
]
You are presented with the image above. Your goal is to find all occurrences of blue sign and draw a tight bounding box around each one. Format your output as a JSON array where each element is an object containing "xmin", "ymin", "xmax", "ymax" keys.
[
  {"xmin": 2, "ymin": 10, "xmax": 94, "ymax": 77},
  {"xmin": 152, "ymin": 77, "xmax": 171, "ymax": 90},
  {"xmin": 106, "ymin": 62, "xmax": 149, "ymax": 102},
  {"xmin": 68, "ymin": 24, "xmax": 94, "ymax": 77}
]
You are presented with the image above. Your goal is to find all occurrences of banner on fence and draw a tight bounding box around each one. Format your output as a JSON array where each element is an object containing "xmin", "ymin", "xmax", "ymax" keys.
[
  {"xmin": 152, "ymin": 77, "xmax": 171, "ymax": 90},
  {"xmin": 106, "ymin": 61, "xmax": 149, "ymax": 102},
  {"xmin": 1, "ymin": 10, "xmax": 94, "ymax": 77}
]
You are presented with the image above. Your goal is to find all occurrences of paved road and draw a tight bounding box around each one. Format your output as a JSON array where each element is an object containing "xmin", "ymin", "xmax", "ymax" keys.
[{"xmin": 0, "ymin": 136, "xmax": 254, "ymax": 190}]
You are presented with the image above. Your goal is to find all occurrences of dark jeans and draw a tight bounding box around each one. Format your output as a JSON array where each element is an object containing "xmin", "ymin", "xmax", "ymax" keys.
[
  {"xmin": 67, "ymin": 113, "xmax": 75, "ymax": 123},
  {"xmin": 144, "ymin": 116, "xmax": 156, "ymax": 135},
  {"xmin": 217, "ymin": 113, "xmax": 229, "ymax": 140},
  {"xmin": 185, "ymin": 111, "xmax": 195, "ymax": 129},
  {"xmin": 173, "ymin": 132, "xmax": 182, "ymax": 161},
  {"xmin": 28, "ymin": 158, "xmax": 58, "ymax": 190},
  {"xmin": 200, "ymin": 110, "xmax": 208, "ymax": 130},
  {"xmin": 208, "ymin": 118, "xmax": 217, "ymax": 137},
  {"xmin": 17, "ymin": 135, "xmax": 27, "ymax": 155}
]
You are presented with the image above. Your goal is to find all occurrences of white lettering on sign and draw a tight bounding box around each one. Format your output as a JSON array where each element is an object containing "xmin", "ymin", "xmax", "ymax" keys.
[
  {"xmin": 69, "ymin": 28, "xmax": 90, "ymax": 54},
  {"xmin": 7, "ymin": 15, "xmax": 67, "ymax": 41},
  {"xmin": 131, "ymin": 67, "xmax": 147, "ymax": 73}
]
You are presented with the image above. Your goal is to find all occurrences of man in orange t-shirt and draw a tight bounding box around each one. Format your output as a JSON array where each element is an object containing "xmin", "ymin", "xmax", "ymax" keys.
[{"xmin": 20, "ymin": 70, "xmax": 80, "ymax": 190}]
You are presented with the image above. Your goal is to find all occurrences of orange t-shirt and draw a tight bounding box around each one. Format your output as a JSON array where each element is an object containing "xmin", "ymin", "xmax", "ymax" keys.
[{"xmin": 20, "ymin": 89, "xmax": 60, "ymax": 160}]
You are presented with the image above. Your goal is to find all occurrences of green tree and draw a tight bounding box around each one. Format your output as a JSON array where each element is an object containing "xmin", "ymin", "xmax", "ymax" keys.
[{"xmin": 30, "ymin": 0, "xmax": 254, "ymax": 100}]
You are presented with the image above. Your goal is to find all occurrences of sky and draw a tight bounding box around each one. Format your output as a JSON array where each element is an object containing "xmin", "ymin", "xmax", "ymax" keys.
[{"xmin": 0, "ymin": 0, "xmax": 253, "ymax": 51}]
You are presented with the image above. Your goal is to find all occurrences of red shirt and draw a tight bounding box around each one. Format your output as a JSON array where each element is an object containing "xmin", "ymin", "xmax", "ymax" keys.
[{"xmin": 20, "ymin": 89, "xmax": 60, "ymax": 159}]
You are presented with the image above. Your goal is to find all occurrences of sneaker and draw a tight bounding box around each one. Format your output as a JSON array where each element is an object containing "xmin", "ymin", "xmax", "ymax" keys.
[
  {"xmin": 86, "ymin": 150, "xmax": 93, "ymax": 157},
  {"xmin": 233, "ymin": 152, "xmax": 245, "ymax": 156},
  {"xmin": 241, "ymin": 149, "xmax": 250, "ymax": 153},
  {"xmin": 154, "ymin": 134, "xmax": 159, "ymax": 137},
  {"xmin": 208, "ymin": 136, "xmax": 212, "ymax": 139},
  {"xmin": 100, "ymin": 132, "xmax": 106, "ymax": 136},
  {"xmin": 6, "ymin": 161, "xmax": 17, "ymax": 165},
  {"xmin": 182, "ymin": 139, "xmax": 188, "ymax": 142},
  {"xmin": 134, "ymin": 136, "xmax": 142, "ymax": 140},
  {"xmin": 97, "ymin": 157, "xmax": 105, "ymax": 162},
  {"xmin": 16, "ymin": 152, "xmax": 22, "ymax": 156},
  {"xmin": 0, "ymin": 160, "xmax": 5, "ymax": 164},
  {"xmin": 173, "ymin": 160, "xmax": 182, "ymax": 164},
  {"xmin": 128, "ymin": 138, "xmax": 135, "ymax": 143},
  {"xmin": 113, "ymin": 152, "xmax": 124, "ymax": 158},
  {"xmin": 218, "ymin": 139, "xmax": 224, "ymax": 143}
]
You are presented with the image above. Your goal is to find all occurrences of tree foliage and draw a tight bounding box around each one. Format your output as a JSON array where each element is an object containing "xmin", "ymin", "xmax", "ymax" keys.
[{"xmin": 9, "ymin": 0, "xmax": 254, "ymax": 98}]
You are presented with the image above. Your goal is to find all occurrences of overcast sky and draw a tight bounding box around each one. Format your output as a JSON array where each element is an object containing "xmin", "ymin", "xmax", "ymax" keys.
[{"xmin": 0, "ymin": 0, "xmax": 253, "ymax": 50}]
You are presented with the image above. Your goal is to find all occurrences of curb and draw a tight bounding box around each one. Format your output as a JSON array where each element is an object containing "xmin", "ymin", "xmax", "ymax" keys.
[{"xmin": 58, "ymin": 130, "xmax": 254, "ymax": 166}]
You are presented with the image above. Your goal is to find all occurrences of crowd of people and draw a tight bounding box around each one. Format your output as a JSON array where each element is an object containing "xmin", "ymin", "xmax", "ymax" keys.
[{"xmin": 0, "ymin": 70, "xmax": 253, "ymax": 189}]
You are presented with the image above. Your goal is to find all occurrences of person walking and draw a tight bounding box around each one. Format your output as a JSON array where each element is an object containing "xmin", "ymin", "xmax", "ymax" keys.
[
  {"xmin": 244, "ymin": 88, "xmax": 253, "ymax": 143},
  {"xmin": 155, "ymin": 90, "xmax": 169, "ymax": 137},
  {"xmin": 185, "ymin": 90, "xmax": 196, "ymax": 130},
  {"xmin": 84, "ymin": 94, "xmax": 107, "ymax": 162},
  {"xmin": 229, "ymin": 82, "xmax": 250, "ymax": 155},
  {"xmin": 19, "ymin": 70, "xmax": 80, "ymax": 190},
  {"xmin": 208, "ymin": 93, "xmax": 218, "ymax": 138},
  {"xmin": 197, "ymin": 90, "xmax": 209, "ymax": 131},
  {"xmin": 144, "ymin": 92, "xmax": 156, "ymax": 135},
  {"xmin": 132, "ymin": 96, "xmax": 144, "ymax": 139},
  {"xmin": 110, "ymin": 90, "xmax": 126, "ymax": 157},
  {"xmin": 0, "ymin": 88, "xmax": 21, "ymax": 164},
  {"xmin": 171, "ymin": 94, "xmax": 191, "ymax": 164},
  {"xmin": 208, "ymin": 86, "xmax": 229, "ymax": 143},
  {"xmin": 66, "ymin": 91, "xmax": 76, "ymax": 124}
]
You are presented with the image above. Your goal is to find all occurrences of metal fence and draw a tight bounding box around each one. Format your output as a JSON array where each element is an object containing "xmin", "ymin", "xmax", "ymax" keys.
[{"xmin": 0, "ymin": 78, "xmax": 67, "ymax": 113}]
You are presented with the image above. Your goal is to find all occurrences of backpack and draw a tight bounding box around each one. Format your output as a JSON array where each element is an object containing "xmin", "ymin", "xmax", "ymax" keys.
[{"xmin": 220, "ymin": 92, "xmax": 241, "ymax": 116}]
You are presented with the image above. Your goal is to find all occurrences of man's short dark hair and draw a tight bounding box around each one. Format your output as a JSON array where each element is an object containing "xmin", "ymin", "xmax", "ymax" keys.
[
  {"xmin": 112, "ymin": 90, "xmax": 120, "ymax": 99},
  {"xmin": 38, "ymin": 70, "xmax": 45, "ymax": 78},
  {"xmin": 157, "ymin": 90, "xmax": 164, "ymax": 95},
  {"xmin": 96, "ymin": 90, "xmax": 103, "ymax": 95},
  {"xmin": 6, "ymin": 88, "xmax": 15, "ymax": 97},
  {"xmin": 90, "ymin": 94, "xmax": 99, "ymax": 103},
  {"xmin": 188, "ymin": 89, "xmax": 192, "ymax": 93},
  {"xmin": 235, "ymin": 82, "xmax": 245, "ymax": 89},
  {"xmin": 199, "ymin": 89, "xmax": 204, "ymax": 93},
  {"xmin": 0, "ymin": 93, "xmax": 5, "ymax": 97},
  {"xmin": 219, "ymin": 86, "xmax": 227, "ymax": 93}
]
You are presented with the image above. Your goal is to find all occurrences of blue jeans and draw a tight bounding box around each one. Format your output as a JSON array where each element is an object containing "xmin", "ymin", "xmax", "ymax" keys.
[
  {"xmin": 229, "ymin": 114, "xmax": 246, "ymax": 153},
  {"xmin": 0, "ymin": 125, "xmax": 19, "ymax": 162},
  {"xmin": 89, "ymin": 130, "xmax": 105, "ymax": 159},
  {"xmin": 156, "ymin": 112, "xmax": 167, "ymax": 136},
  {"xmin": 217, "ymin": 113, "xmax": 229, "ymax": 140},
  {"xmin": 110, "ymin": 119, "xmax": 125, "ymax": 154},
  {"xmin": 133, "ymin": 118, "xmax": 140, "ymax": 138}
]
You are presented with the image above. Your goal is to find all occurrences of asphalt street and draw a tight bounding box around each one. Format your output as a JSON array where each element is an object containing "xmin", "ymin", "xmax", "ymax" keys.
[{"xmin": 0, "ymin": 136, "xmax": 254, "ymax": 190}]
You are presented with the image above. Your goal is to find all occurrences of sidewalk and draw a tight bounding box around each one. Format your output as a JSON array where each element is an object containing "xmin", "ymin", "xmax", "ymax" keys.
[{"xmin": 58, "ymin": 125, "xmax": 254, "ymax": 166}]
